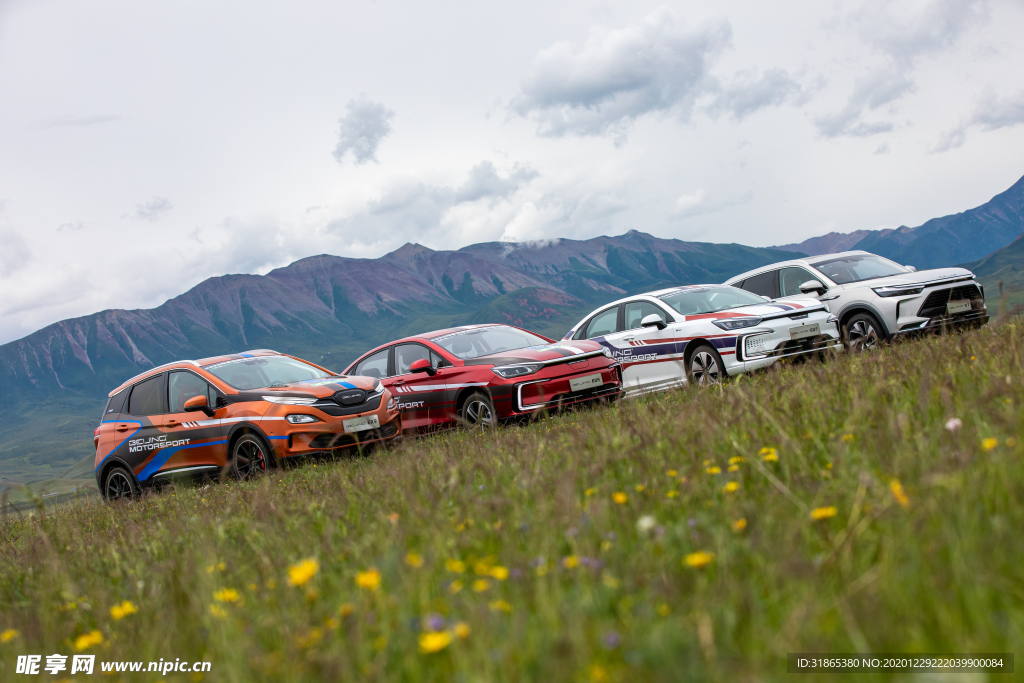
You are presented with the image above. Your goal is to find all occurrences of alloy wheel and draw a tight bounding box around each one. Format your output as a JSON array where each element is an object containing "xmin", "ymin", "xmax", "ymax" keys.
[
  {"xmin": 464, "ymin": 399, "xmax": 495, "ymax": 428},
  {"xmin": 848, "ymin": 320, "xmax": 878, "ymax": 351},
  {"xmin": 233, "ymin": 439, "xmax": 267, "ymax": 480},
  {"xmin": 690, "ymin": 351, "xmax": 721, "ymax": 387},
  {"xmin": 105, "ymin": 470, "xmax": 134, "ymax": 500}
]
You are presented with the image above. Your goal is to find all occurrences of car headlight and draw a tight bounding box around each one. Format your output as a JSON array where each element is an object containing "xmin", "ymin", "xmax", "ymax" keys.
[
  {"xmin": 873, "ymin": 285, "xmax": 924, "ymax": 297},
  {"xmin": 387, "ymin": 397, "xmax": 395, "ymax": 410},
  {"xmin": 713, "ymin": 317, "xmax": 762, "ymax": 330},
  {"xmin": 262, "ymin": 396, "xmax": 318, "ymax": 405},
  {"xmin": 601, "ymin": 346, "xmax": 612, "ymax": 358},
  {"xmin": 373, "ymin": 380, "xmax": 384, "ymax": 394},
  {"xmin": 491, "ymin": 363, "xmax": 543, "ymax": 379},
  {"xmin": 286, "ymin": 414, "xmax": 321, "ymax": 424}
]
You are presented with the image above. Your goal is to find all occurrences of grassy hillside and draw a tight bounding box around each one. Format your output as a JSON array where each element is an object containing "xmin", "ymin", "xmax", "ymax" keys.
[{"xmin": 1, "ymin": 321, "xmax": 1021, "ymax": 681}]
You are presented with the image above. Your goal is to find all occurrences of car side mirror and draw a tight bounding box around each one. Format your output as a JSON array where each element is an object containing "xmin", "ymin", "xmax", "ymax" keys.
[
  {"xmin": 761, "ymin": 295, "xmax": 773, "ymax": 302},
  {"xmin": 184, "ymin": 394, "xmax": 215, "ymax": 418},
  {"xmin": 640, "ymin": 313, "xmax": 667, "ymax": 330},
  {"xmin": 799, "ymin": 280, "xmax": 827, "ymax": 296},
  {"xmin": 409, "ymin": 358, "xmax": 437, "ymax": 376},
  {"xmin": 905, "ymin": 265, "xmax": 917, "ymax": 272}
]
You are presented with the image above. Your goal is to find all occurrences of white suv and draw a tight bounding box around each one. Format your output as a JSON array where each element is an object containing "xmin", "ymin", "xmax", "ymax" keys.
[{"xmin": 724, "ymin": 251, "xmax": 988, "ymax": 349}]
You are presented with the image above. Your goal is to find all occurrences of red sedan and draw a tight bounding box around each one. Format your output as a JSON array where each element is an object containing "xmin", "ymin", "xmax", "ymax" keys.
[{"xmin": 342, "ymin": 324, "xmax": 623, "ymax": 431}]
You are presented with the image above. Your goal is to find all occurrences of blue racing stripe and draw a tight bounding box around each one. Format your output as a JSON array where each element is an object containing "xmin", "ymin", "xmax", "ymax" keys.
[{"xmin": 137, "ymin": 439, "xmax": 228, "ymax": 481}]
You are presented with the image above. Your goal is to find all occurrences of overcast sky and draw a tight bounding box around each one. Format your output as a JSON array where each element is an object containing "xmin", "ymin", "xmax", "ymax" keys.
[{"xmin": 1, "ymin": 0, "xmax": 1023, "ymax": 344}]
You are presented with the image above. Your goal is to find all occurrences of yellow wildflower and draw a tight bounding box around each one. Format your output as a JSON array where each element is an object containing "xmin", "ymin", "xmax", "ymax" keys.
[
  {"xmin": 811, "ymin": 506, "xmax": 838, "ymax": 521},
  {"xmin": 889, "ymin": 480, "xmax": 910, "ymax": 509},
  {"xmin": 355, "ymin": 568, "xmax": 382, "ymax": 591},
  {"xmin": 666, "ymin": 469, "xmax": 678, "ymax": 477},
  {"xmin": 732, "ymin": 518, "xmax": 747, "ymax": 532},
  {"xmin": 453, "ymin": 622, "xmax": 470, "ymax": 639},
  {"xmin": 472, "ymin": 579, "xmax": 491, "ymax": 592},
  {"xmin": 562, "ymin": 555, "xmax": 580, "ymax": 569},
  {"xmin": 585, "ymin": 487, "xmax": 597, "ymax": 497},
  {"xmin": 205, "ymin": 562, "xmax": 226, "ymax": 573},
  {"xmin": 703, "ymin": 459, "xmax": 713, "ymax": 466},
  {"xmin": 684, "ymin": 551, "xmax": 715, "ymax": 569},
  {"xmin": 404, "ymin": 552, "xmax": 425, "ymax": 568},
  {"xmin": 287, "ymin": 558, "xmax": 319, "ymax": 587},
  {"xmin": 419, "ymin": 631, "xmax": 452, "ymax": 654},
  {"xmin": 73, "ymin": 630, "xmax": 104, "ymax": 651},
  {"xmin": 612, "ymin": 492, "xmax": 628, "ymax": 504},
  {"xmin": 209, "ymin": 605, "xmax": 226, "ymax": 619},
  {"xmin": 0, "ymin": 629, "xmax": 19, "ymax": 643},
  {"xmin": 449, "ymin": 580, "xmax": 464, "ymax": 594},
  {"xmin": 445, "ymin": 559, "xmax": 466, "ymax": 573},
  {"xmin": 489, "ymin": 599, "xmax": 512, "ymax": 613},
  {"xmin": 982, "ymin": 437, "xmax": 998, "ymax": 451},
  {"xmin": 728, "ymin": 456, "xmax": 745, "ymax": 464},
  {"xmin": 666, "ymin": 490, "xmax": 679, "ymax": 498},
  {"xmin": 760, "ymin": 447, "xmax": 778, "ymax": 462},
  {"xmin": 325, "ymin": 617, "xmax": 340, "ymax": 630},
  {"xmin": 489, "ymin": 566, "xmax": 509, "ymax": 581},
  {"xmin": 339, "ymin": 603, "xmax": 354, "ymax": 617},
  {"xmin": 588, "ymin": 664, "xmax": 609, "ymax": 682},
  {"xmin": 657, "ymin": 604, "xmax": 671, "ymax": 617},
  {"xmin": 109, "ymin": 600, "xmax": 139, "ymax": 619},
  {"xmin": 601, "ymin": 572, "xmax": 620, "ymax": 589},
  {"xmin": 387, "ymin": 512, "xmax": 399, "ymax": 525},
  {"xmin": 840, "ymin": 433, "xmax": 855, "ymax": 443},
  {"xmin": 635, "ymin": 484, "xmax": 645, "ymax": 492},
  {"xmin": 723, "ymin": 481, "xmax": 739, "ymax": 493},
  {"xmin": 212, "ymin": 589, "xmax": 239, "ymax": 604},
  {"xmin": 705, "ymin": 466, "xmax": 721, "ymax": 475}
]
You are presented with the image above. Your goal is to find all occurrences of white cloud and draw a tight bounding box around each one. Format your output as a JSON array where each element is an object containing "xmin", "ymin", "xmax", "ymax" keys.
[
  {"xmin": 972, "ymin": 89, "xmax": 1024, "ymax": 131},
  {"xmin": 332, "ymin": 97, "xmax": 396, "ymax": 165},
  {"xmin": 815, "ymin": 69, "xmax": 913, "ymax": 138},
  {"xmin": 0, "ymin": 230, "xmax": 32, "ymax": 278},
  {"xmin": 705, "ymin": 68, "xmax": 803, "ymax": 121},
  {"xmin": 510, "ymin": 8, "xmax": 731, "ymax": 143},
  {"xmin": 130, "ymin": 197, "xmax": 173, "ymax": 222},
  {"xmin": 670, "ymin": 188, "xmax": 753, "ymax": 219}
]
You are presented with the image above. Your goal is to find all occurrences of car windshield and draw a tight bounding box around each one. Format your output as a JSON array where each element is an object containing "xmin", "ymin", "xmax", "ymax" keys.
[
  {"xmin": 203, "ymin": 356, "xmax": 332, "ymax": 390},
  {"xmin": 658, "ymin": 286, "xmax": 767, "ymax": 315},
  {"xmin": 811, "ymin": 254, "xmax": 908, "ymax": 284},
  {"xmin": 430, "ymin": 326, "xmax": 550, "ymax": 360}
]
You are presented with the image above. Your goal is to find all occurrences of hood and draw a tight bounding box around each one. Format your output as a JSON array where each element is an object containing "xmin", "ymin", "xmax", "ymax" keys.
[
  {"xmin": 463, "ymin": 340, "xmax": 605, "ymax": 366},
  {"xmin": 831, "ymin": 266, "xmax": 975, "ymax": 289},
  {"xmin": 678, "ymin": 298, "xmax": 826, "ymax": 322},
  {"xmin": 253, "ymin": 375, "xmax": 379, "ymax": 398}
]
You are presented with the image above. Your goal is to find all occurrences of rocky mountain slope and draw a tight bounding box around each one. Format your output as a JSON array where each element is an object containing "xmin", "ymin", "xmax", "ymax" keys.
[{"xmin": 773, "ymin": 173, "xmax": 1024, "ymax": 267}]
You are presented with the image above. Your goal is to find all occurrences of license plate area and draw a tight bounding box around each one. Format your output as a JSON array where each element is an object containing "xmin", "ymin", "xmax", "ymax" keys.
[
  {"xmin": 946, "ymin": 300, "xmax": 972, "ymax": 315},
  {"xmin": 569, "ymin": 373, "xmax": 603, "ymax": 392},
  {"xmin": 343, "ymin": 414, "xmax": 380, "ymax": 433},
  {"xmin": 790, "ymin": 323, "xmax": 820, "ymax": 340}
]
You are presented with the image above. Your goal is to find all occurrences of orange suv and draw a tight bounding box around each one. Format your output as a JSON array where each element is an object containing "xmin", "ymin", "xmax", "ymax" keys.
[{"xmin": 94, "ymin": 349, "xmax": 400, "ymax": 499}]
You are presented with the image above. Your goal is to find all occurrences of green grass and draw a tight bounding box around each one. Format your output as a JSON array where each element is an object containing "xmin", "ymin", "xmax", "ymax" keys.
[{"xmin": 2, "ymin": 321, "xmax": 1023, "ymax": 681}]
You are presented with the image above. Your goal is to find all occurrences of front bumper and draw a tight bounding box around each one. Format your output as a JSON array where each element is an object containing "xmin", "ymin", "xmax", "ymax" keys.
[
  {"xmin": 895, "ymin": 309, "xmax": 989, "ymax": 335},
  {"xmin": 512, "ymin": 363, "xmax": 623, "ymax": 413},
  {"xmin": 736, "ymin": 318, "xmax": 842, "ymax": 362},
  {"xmin": 283, "ymin": 414, "xmax": 403, "ymax": 455}
]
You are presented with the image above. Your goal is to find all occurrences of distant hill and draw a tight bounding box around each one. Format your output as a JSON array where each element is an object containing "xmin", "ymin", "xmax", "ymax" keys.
[
  {"xmin": 964, "ymin": 233, "xmax": 1024, "ymax": 314},
  {"xmin": 773, "ymin": 173, "xmax": 1024, "ymax": 267},
  {"xmin": 0, "ymin": 230, "xmax": 796, "ymax": 485}
]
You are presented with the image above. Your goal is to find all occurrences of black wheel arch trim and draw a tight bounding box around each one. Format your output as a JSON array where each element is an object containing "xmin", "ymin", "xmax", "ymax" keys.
[
  {"xmin": 97, "ymin": 457, "xmax": 143, "ymax": 492},
  {"xmin": 836, "ymin": 303, "xmax": 891, "ymax": 338},
  {"xmin": 225, "ymin": 422, "xmax": 277, "ymax": 465}
]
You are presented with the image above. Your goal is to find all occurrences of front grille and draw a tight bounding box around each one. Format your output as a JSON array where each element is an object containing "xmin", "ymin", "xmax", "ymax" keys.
[
  {"xmin": 917, "ymin": 285, "xmax": 982, "ymax": 318},
  {"xmin": 313, "ymin": 393, "xmax": 382, "ymax": 416}
]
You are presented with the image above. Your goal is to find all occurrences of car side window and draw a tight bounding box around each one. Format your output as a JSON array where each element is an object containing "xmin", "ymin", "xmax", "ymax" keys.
[
  {"xmin": 395, "ymin": 343, "xmax": 433, "ymax": 375},
  {"xmin": 779, "ymin": 267, "xmax": 820, "ymax": 297},
  {"xmin": 127, "ymin": 374, "xmax": 167, "ymax": 416},
  {"xmin": 102, "ymin": 387, "xmax": 130, "ymax": 419},
  {"xmin": 739, "ymin": 270, "xmax": 778, "ymax": 298},
  {"xmin": 354, "ymin": 349, "xmax": 389, "ymax": 379},
  {"xmin": 431, "ymin": 351, "xmax": 451, "ymax": 368},
  {"xmin": 581, "ymin": 306, "xmax": 620, "ymax": 339},
  {"xmin": 168, "ymin": 371, "xmax": 215, "ymax": 413},
  {"xmin": 624, "ymin": 301, "xmax": 668, "ymax": 330}
]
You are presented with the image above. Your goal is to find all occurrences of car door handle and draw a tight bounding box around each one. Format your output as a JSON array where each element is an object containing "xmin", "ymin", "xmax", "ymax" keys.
[
  {"xmin": 115, "ymin": 424, "xmax": 132, "ymax": 432},
  {"xmin": 820, "ymin": 295, "xmax": 840, "ymax": 301},
  {"xmin": 393, "ymin": 380, "xmax": 407, "ymax": 385},
  {"xmin": 162, "ymin": 420, "xmax": 180, "ymax": 428}
]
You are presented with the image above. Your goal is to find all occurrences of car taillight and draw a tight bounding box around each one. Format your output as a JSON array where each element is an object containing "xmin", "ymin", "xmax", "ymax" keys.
[{"xmin": 94, "ymin": 427, "xmax": 100, "ymax": 437}]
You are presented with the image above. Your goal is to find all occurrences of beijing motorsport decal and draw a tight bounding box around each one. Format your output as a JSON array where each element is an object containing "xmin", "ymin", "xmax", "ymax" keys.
[{"xmin": 128, "ymin": 435, "xmax": 191, "ymax": 453}]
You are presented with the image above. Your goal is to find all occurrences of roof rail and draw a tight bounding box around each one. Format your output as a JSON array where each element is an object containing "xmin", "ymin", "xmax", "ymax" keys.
[{"xmin": 115, "ymin": 359, "xmax": 199, "ymax": 393}]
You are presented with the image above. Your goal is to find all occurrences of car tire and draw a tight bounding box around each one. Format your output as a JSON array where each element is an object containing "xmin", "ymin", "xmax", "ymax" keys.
[
  {"xmin": 459, "ymin": 391, "xmax": 496, "ymax": 430},
  {"xmin": 686, "ymin": 344, "xmax": 725, "ymax": 387},
  {"xmin": 103, "ymin": 465, "xmax": 140, "ymax": 501},
  {"xmin": 844, "ymin": 312, "xmax": 883, "ymax": 352},
  {"xmin": 230, "ymin": 432, "xmax": 273, "ymax": 481}
]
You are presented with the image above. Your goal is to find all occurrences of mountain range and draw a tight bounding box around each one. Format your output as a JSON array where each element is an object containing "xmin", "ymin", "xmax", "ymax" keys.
[
  {"xmin": 775, "ymin": 173, "xmax": 1024, "ymax": 268},
  {"xmin": 3, "ymin": 172, "xmax": 1024, "ymax": 490}
]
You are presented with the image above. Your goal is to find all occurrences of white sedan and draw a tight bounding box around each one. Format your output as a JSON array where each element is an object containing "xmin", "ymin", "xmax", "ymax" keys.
[{"xmin": 562, "ymin": 285, "xmax": 841, "ymax": 394}]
